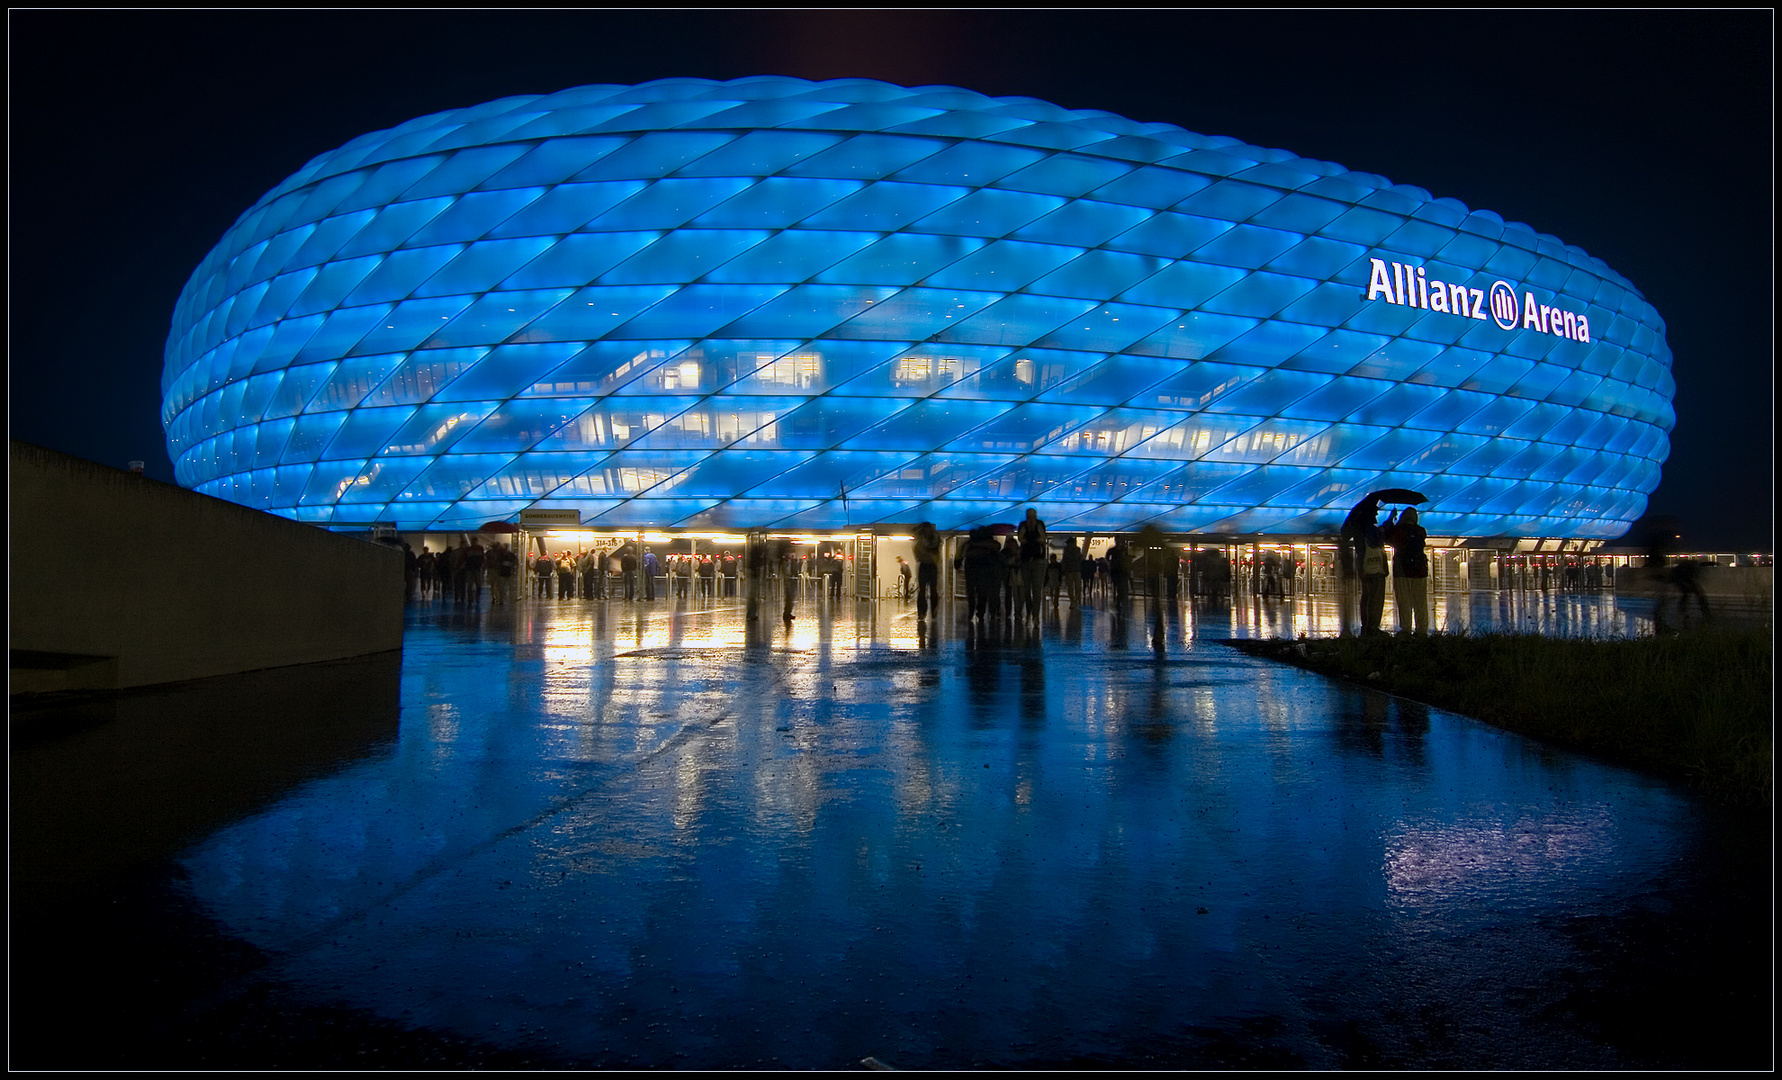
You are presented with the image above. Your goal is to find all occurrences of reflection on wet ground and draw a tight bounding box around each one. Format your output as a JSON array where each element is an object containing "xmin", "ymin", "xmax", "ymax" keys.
[{"xmin": 10, "ymin": 593, "xmax": 1770, "ymax": 1068}]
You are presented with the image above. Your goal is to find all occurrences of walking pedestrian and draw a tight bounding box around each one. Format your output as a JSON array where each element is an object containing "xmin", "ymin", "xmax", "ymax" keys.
[
  {"xmin": 1109, "ymin": 540, "xmax": 1131, "ymax": 612},
  {"xmin": 1062, "ymin": 537, "xmax": 1084, "ymax": 607},
  {"xmin": 1017, "ymin": 508, "xmax": 1047, "ymax": 623},
  {"xmin": 959, "ymin": 527, "xmax": 1002, "ymax": 623},
  {"xmin": 1001, "ymin": 534, "xmax": 1021, "ymax": 621},
  {"xmin": 912, "ymin": 522, "xmax": 942, "ymax": 619}
]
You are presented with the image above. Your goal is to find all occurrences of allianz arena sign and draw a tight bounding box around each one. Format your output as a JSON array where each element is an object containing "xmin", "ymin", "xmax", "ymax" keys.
[{"xmin": 162, "ymin": 77, "xmax": 1674, "ymax": 537}]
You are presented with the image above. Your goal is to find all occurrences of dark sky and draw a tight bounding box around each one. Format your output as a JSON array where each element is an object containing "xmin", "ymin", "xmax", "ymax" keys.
[{"xmin": 10, "ymin": 10, "xmax": 1773, "ymax": 549}]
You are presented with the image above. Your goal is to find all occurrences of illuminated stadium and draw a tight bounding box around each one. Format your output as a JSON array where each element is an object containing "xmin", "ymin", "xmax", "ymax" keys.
[{"xmin": 162, "ymin": 76, "xmax": 1675, "ymax": 539}]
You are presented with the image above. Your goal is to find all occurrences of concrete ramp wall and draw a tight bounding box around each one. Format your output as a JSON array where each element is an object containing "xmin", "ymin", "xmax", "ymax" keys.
[
  {"xmin": 1615, "ymin": 564, "xmax": 1775, "ymax": 604},
  {"xmin": 10, "ymin": 442, "xmax": 403, "ymax": 693}
]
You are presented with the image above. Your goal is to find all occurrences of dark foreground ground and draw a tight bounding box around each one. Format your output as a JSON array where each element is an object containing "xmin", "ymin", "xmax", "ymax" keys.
[{"xmin": 10, "ymin": 593, "xmax": 1773, "ymax": 1069}]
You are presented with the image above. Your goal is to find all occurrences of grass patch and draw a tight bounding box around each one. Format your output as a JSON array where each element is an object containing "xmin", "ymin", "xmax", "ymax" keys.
[{"xmin": 1226, "ymin": 626, "xmax": 1773, "ymax": 808}]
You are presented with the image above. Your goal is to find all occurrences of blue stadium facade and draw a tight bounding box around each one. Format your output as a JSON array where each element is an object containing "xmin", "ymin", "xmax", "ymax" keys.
[{"xmin": 162, "ymin": 77, "xmax": 1674, "ymax": 537}]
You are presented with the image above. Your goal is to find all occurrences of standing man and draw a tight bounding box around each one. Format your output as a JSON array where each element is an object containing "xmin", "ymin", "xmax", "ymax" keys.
[
  {"xmin": 535, "ymin": 550, "xmax": 553, "ymax": 599},
  {"xmin": 643, "ymin": 547, "xmax": 659, "ymax": 601},
  {"xmin": 1109, "ymin": 539, "xmax": 1132, "ymax": 612},
  {"xmin": 912, "ymin": 522, "xmax": 942, "ymax": 620},
  {"xmin": 490, "ymin": 542, "xmax": 516, "ymax": 607},
  {"xmin": 1017, "ymin": 508, "xmax": 1047, "ymax": 623},
  {"xmin": 1000, "ymin": 534, "xmax": 1021, "ymax": 621},
  {"xmin": 402, "ymin": 541, "xmax": 418, "ymax": 601},
  {"xmin": 1061, "ymin": 537, "xmax": 1084, "ymax": 607},
  {"xmin": 464, "ymin": 541, "xmax": 485, "ymax": 607},
  {"xmin": 620, "ymin": 545, "xmax": 638, "ymax": 601}
]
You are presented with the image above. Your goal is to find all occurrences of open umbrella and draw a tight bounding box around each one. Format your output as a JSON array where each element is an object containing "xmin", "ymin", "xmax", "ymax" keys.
[
  {"xmin": 1342, "ymin": 488, "xmax": 1427, "ymax": 535},
  {"xmin": 478, "ymin": 520, "xmax": 520, "ymax": 534},
  {"xmin": 989, "ymin": 522, "xmax": 1017, "ymax": 536}
]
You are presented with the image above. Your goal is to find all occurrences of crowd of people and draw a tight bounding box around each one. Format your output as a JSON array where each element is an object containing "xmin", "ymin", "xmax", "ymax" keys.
[
  {"xmin": 403, "ymin": 540, "xmax": 523, "ymax": 607},
  {"xmin": 403, "ymin": 513, "xmax": 1641, "ymax": 637},
  {"xmin": 943, "ymin": 509, "xmax": 1180, "ymax": 628},
  {"xmin": 402, "ymin": 540, "xmax": 864, "ymax": 607}
]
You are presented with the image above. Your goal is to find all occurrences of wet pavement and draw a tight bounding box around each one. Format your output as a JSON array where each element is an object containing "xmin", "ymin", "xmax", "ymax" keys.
[{"xmin": 10, "ymin": 591, "xmax": 1771, "ymax": 1069}]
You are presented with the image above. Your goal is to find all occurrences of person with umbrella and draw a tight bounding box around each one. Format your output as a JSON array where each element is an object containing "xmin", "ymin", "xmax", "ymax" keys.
[{"xmin": 1340, "ymin": 489, "xmax": 1425, "ymax": 635}]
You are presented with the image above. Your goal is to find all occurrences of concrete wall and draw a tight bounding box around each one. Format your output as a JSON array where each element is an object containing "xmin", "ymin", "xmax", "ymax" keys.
[
  {"xmin": 1615, "ymin": 564, "xmax": 1775, "ymax": 603},
  {"xmin": 10, "ymin": 441, "xmax": 403, "ymax": 692}
]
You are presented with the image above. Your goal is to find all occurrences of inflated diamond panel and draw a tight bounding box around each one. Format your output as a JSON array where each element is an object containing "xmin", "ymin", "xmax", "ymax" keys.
[{"xmin": 164, "ymin": 77, "xmax": 1674, "ymax": 536}]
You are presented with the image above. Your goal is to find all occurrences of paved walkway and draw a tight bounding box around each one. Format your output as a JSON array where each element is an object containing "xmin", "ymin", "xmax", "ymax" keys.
[{"xmin": 11, "ymin": 593, "xmax": 1769, "ymax": 1068}]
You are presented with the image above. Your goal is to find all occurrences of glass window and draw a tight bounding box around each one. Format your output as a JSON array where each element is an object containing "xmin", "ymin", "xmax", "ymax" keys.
[
  {"xmin": 318, "ymin": 407, "xmax": 411, "ymax": 460},
  {"xmin": 381, "ymin": 402, "xmax": 501, "ymax": 456},
  {"xmin": 362, "ymin": 348, "xmax": 487, "ymax": 407},
  {"xmin": 281, "ymin": 411, "xmax": 349, "ymax": 463}
]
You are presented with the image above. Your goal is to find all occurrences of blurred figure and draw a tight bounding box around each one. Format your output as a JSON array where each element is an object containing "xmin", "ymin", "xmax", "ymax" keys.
[
  {"xmin": 1644, "ymin": 516, "xmax": 1709, "ymax": 628},
  {"xmin": 1001, "ymin": 534, "xmax": 1021, "ymax": 621},
  {"xmin": 1109, "ymin": 538, "xmax": 1131, "ymax": 613},
  {"xmin": 1062, "ymin": 537, "xmax": 1084, "ymax": 607},
  {"xmin": 913, "ymin": 522, "xmax": 942, "ymax": 619},
  {"xmin": 1017, "ymin": 508, "xmax": 1047, "ymax": 624},
  {"xmin": 959, "ymin": 527, "xmax": 1003, "ymax": 623}
]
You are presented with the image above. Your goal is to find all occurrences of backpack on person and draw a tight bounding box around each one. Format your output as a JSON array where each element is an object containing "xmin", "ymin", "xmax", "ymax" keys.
[{"xmin": 1362, "ymin": 541, "xmax": 1387, "ymax": 576}]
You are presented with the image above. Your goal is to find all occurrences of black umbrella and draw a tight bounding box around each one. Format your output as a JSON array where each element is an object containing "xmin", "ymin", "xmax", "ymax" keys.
[{"xmin": 1342, "ymin": 488, "xmax": 1427, "ymax": 534}]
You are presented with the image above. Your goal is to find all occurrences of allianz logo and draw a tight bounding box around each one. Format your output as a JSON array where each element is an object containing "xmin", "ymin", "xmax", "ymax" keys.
[{"xmin": 1365, "ymin": 257, "xmax": 1592, "ymax": 343}]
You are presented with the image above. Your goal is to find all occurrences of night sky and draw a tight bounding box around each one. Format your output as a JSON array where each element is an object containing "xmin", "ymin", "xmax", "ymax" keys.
[{"xmin": 10, "ymin": 11, "xmax": 1772, "ymax": 549}]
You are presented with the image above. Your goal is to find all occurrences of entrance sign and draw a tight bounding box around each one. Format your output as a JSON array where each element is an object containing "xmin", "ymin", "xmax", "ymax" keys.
[{"xmin": 520, "ymin": 509, "xmax": 581, "ymax": 526}]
